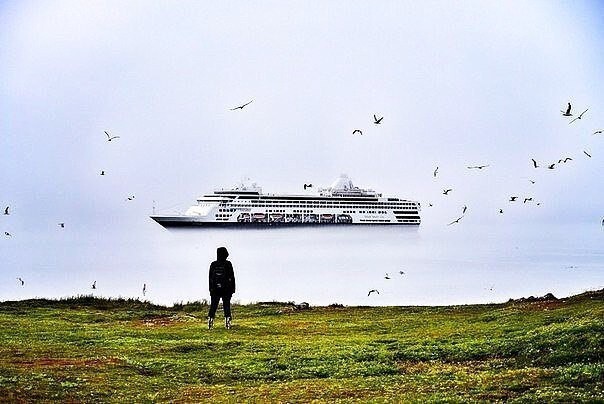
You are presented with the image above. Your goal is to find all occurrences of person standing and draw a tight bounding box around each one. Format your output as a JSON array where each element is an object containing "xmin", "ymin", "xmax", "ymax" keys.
[{"xmin": 207, "ymin": 246, "xmax": 236, "ymax": 329}]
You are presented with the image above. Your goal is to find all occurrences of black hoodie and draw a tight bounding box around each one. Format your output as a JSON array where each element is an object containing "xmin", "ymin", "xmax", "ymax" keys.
[{"xmin": 208, "ymin": 247, "xmax": 235, "ymax": 295}]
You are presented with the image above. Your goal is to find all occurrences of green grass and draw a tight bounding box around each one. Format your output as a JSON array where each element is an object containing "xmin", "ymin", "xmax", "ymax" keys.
[{"xmin": 0, "ymin": 291, "xmax": 602, "ymax": 402}]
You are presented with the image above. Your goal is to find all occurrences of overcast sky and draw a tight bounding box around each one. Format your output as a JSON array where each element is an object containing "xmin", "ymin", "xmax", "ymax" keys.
[{"xmin": 1, "ymin": 1, "xmax": 603, "ymax": 302}]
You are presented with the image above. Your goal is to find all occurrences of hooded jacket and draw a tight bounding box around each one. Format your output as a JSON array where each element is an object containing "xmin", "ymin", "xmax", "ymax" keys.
[{"xmin": 209, "ymin": 247, "xmax": 235, "ymax": 295}]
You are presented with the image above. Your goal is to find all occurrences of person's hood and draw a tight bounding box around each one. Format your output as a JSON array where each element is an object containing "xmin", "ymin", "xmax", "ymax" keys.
[{"xmin": 217, "ymin": 247, "xmax": 229, "ymax": 261}]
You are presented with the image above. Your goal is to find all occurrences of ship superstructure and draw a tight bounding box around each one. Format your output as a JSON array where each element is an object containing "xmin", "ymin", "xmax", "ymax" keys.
[{"xmin": 150, "ymin": 174, "xmax": 420, "ymax": 227}]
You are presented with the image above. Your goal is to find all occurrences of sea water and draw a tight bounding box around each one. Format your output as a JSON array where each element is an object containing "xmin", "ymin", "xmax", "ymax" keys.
[{"xmin": 1, "ymin": 221, "xmax": 602, "ymax": 306}]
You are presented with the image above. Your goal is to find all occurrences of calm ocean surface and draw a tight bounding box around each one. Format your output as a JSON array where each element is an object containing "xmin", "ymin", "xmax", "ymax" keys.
[{"xmin": 1, "ymin": 221, "xmax": 602, "ymax": 306}]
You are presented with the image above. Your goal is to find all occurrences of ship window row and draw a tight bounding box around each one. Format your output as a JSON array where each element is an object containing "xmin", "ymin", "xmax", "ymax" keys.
[
  {"xmin": 359, "ymin": 219, "xmax": 392, "ymax": 222},
  {"xmin": 218, "ymin": 201, "xmax": 417, "ymax": 207},
  {"xmin": 359, "ymin": 210, "xmax": 388, "ymax": 214},
  {"xmin": 220, "ymin": 203, "xmax": 417, "ymax": 209}
]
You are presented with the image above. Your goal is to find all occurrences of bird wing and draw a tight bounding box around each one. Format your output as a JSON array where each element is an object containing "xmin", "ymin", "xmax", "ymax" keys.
[
  {"xmin": 569, "ymin": 116, "xmax": 579, "ymax": 124},
  {"xmin": 105, "ymin": 131, "xmax": 111, "ymax": 138},
  {"xmin": 579, "ymin": 108, "xmax": 588, "ymax": 118}
]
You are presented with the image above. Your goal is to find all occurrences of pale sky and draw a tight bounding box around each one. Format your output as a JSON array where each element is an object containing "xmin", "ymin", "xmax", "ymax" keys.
[{"xmin": 1, "ymin": 1, "xmax": 603, "ymax": 303}]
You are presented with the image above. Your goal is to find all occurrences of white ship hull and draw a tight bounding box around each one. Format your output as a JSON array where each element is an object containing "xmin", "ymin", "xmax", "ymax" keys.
[{"xmin": 150, "ymin": 175, "xmax": 420, "ymax": 228}]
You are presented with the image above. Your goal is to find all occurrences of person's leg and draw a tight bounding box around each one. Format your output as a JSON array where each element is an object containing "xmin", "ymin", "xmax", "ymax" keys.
[
  {"xmin": 222, "ymin": 294, "xmax": 232, "ymax": 319},
  {"xmin": 208, "ymin": 294, "xmax": 220, "ymax": 319},
  {"xmin": 222, "ymin": 294, "xmax": 232, "ymax": 329}
]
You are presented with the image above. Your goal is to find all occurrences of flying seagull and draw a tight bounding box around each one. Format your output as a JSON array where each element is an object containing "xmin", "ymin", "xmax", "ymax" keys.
[
  {"xmin": 569, "ymin": 108, "xmax": 588, "ymax": 124},
  {"xmin": 143, "ymin": 283, "xmax": 147, "ymax": 296},
  {"xmin": 531, "ymin": 159, "xmax": 538, "ymax": 168},
  {"xmin": 447, "ymin": 216, "xmax": 464, "ymax": 226},
  {"xmin": 593, "ymin": 130, "xmax": 603, "ymax": 135},
  {"xmin": 399, "ymin": 270, "xmax": 405, "ymax": 275},
  {"xmin": 443, "ymin": 189, "xmax": 452, "ymax": 195},
  {"xmin": 462, "ymin": 205, "xmax": 467, "ymax": 214},
  {"xmin": 105, "ymin": 131, "xmax": 120, "ymax": 141},
  {"xmin": 127, "ymin": 195, "xmax": 135, "ymax": 201},
  {"xmin": 523, "ymin": 197, "xmax": 533, "ymax": 203},
  {"xmin": 92, "ymin": 281, "xmax": 96, "ymax": 290},
  {"xmin": 558, "ymin": 157, "xmax": 572, "ymax": 163},
  {"xmin": 303, "ymin": 183, "xmax": 313, "ymax": 190},
  {"xmin": 547, "ymin": 163, "xmax": 555, "ymax": 169},
  {"xmin": 529, "ymin": 179, "xmax": 536, "ymax": 184},
  {"xmin": 584, "ymin": 150, "xmax": 592, "ymax": 158},
  {"xmin": 58, "ymin": 223, "xmax": 65, "ymax": 228},
  {"xmin": 373, "ymin": 114, "xmax": 383, "ymax": 124},
  {"xmin": 467, "ymin": 164, "xmax": 489, "ymax": 170},
  {"xmin": 433, "ymin": 167, "xmax": 439, "ymax": 178},
  {"xmin": 561, "ymin": 103, "xmax": 572, "ymax": 116},
  {"xmin": 230, "ymin": 100, "xmax": 253, "ymax": 110},
  {"xmin": 367, "ymin": 289, "xmax": 379, "ymax": 296},
  {"xmin": 499, "ymin": 209, "xmax": 504, "ymax": 214},
  {"xmin": 100, "ymin": 170, "xmax": 105, "ymax": 176},
  {"xmin": 4, "ymin": 231, "xmax": 11, "ymax": 237},
  {"xmin": 384, "ymin": 273, "xmax": 391, "ymax": 280},
  {"xmin": 352, "ymin": 129, "xmax": 363, "ymax": 136},
  {"xmin": 17, "ymin": 277, "xmax": 24, "ymax": 286},
  {"xmin": 509, "ymin": 196, "xmax": 518, "ymax": 202},
  {"xmin": 4, "ymin": 206, "xmax": 8, "ymax": 215}
]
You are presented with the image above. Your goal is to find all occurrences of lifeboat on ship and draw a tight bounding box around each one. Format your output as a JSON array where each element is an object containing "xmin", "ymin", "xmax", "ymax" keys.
[
  {"xmin": 320, "ymin": 214, "xmax": 335, "ymax": 223},
  {"xmin": 252, "ymin": 213, "xmax": 266, "ymax": 222},
  {"xmin": 237, "ymin": 213, "xmax": 251, "ymax": 222},
  {"xmin": 337, "ymin": 214, "xmax": 352, "ymax": 223},
  {"xmin": 269, "ymin": 213, "xmax": 284, "ymax": 222}
]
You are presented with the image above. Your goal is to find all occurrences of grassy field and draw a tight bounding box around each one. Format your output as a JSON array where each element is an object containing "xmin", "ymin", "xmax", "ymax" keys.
[{"xmin": 0, "ymin": 291, "xmax": 602, "ymax": 402}]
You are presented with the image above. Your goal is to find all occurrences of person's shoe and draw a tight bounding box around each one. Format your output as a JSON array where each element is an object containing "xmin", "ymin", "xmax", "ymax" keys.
[
  {"xmin": 225, "ymin": 317, "xmax": 232, "ymax": 330},
  {"xmin": 208, "ymin": 317, "xmax": 214, "ymax": 330}
]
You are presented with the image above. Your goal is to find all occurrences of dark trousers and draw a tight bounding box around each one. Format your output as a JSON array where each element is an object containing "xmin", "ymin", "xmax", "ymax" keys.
[{"xmin": 208, "ymin": 292, "xmax": 232, "ymax": 319}]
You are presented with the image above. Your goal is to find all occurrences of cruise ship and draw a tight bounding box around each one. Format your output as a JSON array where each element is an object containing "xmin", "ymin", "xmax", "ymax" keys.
[{"xmin": 150, "ymin": 174, "xmax": 420, "ymax": 227}]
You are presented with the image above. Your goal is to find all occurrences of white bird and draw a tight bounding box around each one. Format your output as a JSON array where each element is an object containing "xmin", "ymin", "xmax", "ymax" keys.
[
  {"xmin": 561, "ymin": 103, "xmax": 572, "ymax": 116},
  {"xmin": 447, "ymin": 216, "xmax": 463, "ymax": 226},
  {"xmin": 105, "ymin": 131, "xmax": 120, "ymax": 141},
  {"xmin": 230, "ymin": 100, "xmax": 253, "ymax": 110},
  {"xmin": 367, "ymin": 289, "xmax": 379, "ymax": 296},
  {"xmin": 373, "ymin": 114, "xmax": 383, "ymax": 124},
  {"xmin": 17, "ymin": 277, "xmax": 24, "ymax": 286},
  {"xmin": 569, "ymin": 108, "xmax": 588, "ymax": 124}
]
